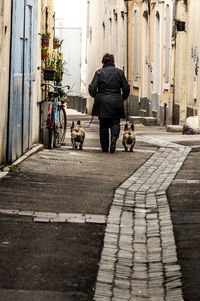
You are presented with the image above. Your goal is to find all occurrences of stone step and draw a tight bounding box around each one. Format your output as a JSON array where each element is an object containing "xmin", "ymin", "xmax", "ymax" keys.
[
  {"xmin": 167, "ymin": 125, "xmax": 183, "ymax": 132},
  {"xmin": 129, "ymin": 116, "xmax": 157, "ymax": 126}
]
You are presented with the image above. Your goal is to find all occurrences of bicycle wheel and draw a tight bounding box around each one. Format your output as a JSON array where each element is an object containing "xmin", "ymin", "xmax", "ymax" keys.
[
  {"xmin": 54, "ymin": 106, "xmax": 67, "ymax": 147},
  {"xmin": 47, "ymin": 103, "xmax": 54, "ymax": 149}
]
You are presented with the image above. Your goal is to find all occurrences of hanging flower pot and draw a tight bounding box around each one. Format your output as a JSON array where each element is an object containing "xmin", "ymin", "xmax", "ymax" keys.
[
  {"xmin": 42, "ymin": 37, "xmax": 50, "ymax": 47},
  {"xmin": 41, "ymin": 32, "xmax": 51, "ymax": 47},
  {"xmin": 41, "ymin": 49, "xmax": 48, "ymax": 60},
  {"xmin": 43, "ymin": 69, "xmax": 55, "ymax": 81},
  {"xmin": 53, "ymin": 39, "xmax": 59, "ymax": 49}
]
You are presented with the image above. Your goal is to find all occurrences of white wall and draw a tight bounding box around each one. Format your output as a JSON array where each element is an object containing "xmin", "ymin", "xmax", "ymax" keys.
[
  {"xmin": 56, "ymin": 27, "xmax": 82, "ymax": 96},
  {"xmin": 54, "ymin": 0, "xmax": 87, "ymax": 96}
]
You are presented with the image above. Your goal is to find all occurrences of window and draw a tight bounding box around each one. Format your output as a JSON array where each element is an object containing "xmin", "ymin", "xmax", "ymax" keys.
[
  {"xmin": 132, "ymin": 9, "xmax": 139, "ymax": 83},
  {"xmin": 164, "ymin": 5, "xmax": 170, "ymax": 84}
]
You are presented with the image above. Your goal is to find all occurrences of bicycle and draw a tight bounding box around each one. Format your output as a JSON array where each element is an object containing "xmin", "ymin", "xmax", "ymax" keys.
[{"xmin": 41, "ymin": 83, "xmax": 71, "ymax": 149}]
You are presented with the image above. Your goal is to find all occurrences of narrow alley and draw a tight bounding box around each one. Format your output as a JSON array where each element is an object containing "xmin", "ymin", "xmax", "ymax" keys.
[
  {"xmin": 1, "ymin": 1, "xmax": 200, "ymax": 300},
  {"xmin": 0, "ymin": 110, "xmax": 199, "ymax": 301}
]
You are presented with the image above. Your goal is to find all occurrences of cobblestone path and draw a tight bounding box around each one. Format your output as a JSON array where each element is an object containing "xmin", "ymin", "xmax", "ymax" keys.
[{"xmin": 94, "ymin": 137, "xmax": 191, "ymax": 301}]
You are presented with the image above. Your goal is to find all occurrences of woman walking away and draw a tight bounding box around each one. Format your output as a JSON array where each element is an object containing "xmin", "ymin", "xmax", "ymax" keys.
[{"xmin": 88, "ymin": 53, "xmax": 130, "ymax": 153}]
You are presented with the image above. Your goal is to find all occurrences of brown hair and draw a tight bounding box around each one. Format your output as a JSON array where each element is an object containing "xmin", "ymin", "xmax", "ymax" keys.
[{"xmin": 102, "ymin": 53, "xmax": 114, "ymax": 65}]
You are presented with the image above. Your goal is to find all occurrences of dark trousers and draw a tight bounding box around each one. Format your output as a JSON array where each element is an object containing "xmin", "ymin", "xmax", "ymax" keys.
[{"xmin": 99, "ymin": 118, "xmax": 120, "ymax": 151}]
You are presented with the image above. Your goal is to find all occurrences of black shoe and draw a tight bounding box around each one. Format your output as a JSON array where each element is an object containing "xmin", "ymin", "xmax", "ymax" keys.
[
  {"xmin": 110, "ymin": 138, "xmax": 117, "ymax": 153},
  {"xmin": 102, "ymin": 149, "xmax": 108, "ymax": 152}
]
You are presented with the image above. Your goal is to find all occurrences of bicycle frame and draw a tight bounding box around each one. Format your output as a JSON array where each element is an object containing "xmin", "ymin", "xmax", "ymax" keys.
[
  {"xmin": 42, "ymin": 82, "xmax": 72, "ymax": 148},
  {"xmin": 47, "ymin": 92, "xmax": 65, "ymax": 127},
  {"xmin": 47, "ymin": 91, "xmax": 58, "ymax": 128}
]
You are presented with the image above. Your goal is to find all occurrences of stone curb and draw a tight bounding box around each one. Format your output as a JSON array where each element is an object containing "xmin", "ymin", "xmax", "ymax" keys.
[
  {"xmin": 167, "ymin": 125, "xmax": 183, "ymax": 132},
  {"xmin": 2, "ymin": 144, "xmax": 44, "ymax": 174}
]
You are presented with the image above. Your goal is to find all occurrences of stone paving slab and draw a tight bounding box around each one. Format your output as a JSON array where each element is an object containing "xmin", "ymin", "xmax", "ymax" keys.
[
  {"xmin": 94, "ymin": 136, "xmax": 190, "ymax": 300},
  {"xmin": 0, "ymin": 209, "xmax": 107, "ymax": 224}
]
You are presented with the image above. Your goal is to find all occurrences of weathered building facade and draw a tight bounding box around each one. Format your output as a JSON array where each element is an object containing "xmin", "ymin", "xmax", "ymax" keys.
[
  {"xmin": 86, "ymin": 0, "xmax": 200, "ymax": 126},
  {"xmin": 36, "ymin": 0, "xmax": 55, "ymax": 144},
  {"xmin": 0, "ymin": 0, "xmax": 54, "ymax": 166},
  {"xmin": 174, "ymin": 0, "xmax": 200, "ymax": 125},
  {"xmin": 123, "ymin": 0, "xmax": 200, "ymax": 125},
  {"xmin": 126, "ymin": 0, "xmax": 174, "ymax": 125},
  {"xmin": 86, "ymin": 0, "xmax": 128, "ymax": 114}
]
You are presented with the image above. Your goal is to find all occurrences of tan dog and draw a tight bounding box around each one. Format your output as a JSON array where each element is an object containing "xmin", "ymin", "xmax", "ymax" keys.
[
  {"xmin": 71, "ymin": 120, "xmax": 85, "ymax": 150},
  {"xmin": 122, "ymin": 123, "xmax": 136, "ymax": 152}
]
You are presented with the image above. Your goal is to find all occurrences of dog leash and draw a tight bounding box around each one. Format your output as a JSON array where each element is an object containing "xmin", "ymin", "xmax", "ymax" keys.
[
  {"xmin": 86, "ymin": 100, "xmax": 128, "ymax": 128},
  {"xmin": 85, "ymin": 115, "xmax": 94, "ymax": 128},
  {"xmin": 124, "ymin": 100, "xmax": 129, "ymax": 126}
]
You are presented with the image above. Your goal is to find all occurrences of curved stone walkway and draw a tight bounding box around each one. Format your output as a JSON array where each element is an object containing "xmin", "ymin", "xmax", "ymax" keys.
[{"xmin": 94, "ymin": 137, "xmax": 191, "ymax": 301}]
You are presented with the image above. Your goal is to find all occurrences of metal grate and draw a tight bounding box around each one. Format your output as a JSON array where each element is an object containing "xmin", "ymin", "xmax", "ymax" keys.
[{"xmin": 40, "ymin": 157, "xmax": 81, "ymax": 164}]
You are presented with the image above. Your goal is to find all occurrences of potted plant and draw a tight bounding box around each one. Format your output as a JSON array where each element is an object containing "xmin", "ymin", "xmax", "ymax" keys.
[
  {"xmin": 55, "ymin": 52, "xmax": 67, "ymax": 83},
  {"xmin": 57, "ymin": 87, "xmax": 69, "ymax": 106},
  {"xmin": 41, "ymin": 31, "xmax": 51, "ymax": 47},
  {"xmin": 53, "ymin": 37, "xmax": 59, "ymax": 49},
  {"xmin": 43, "ymin": 51, "xmax": 56, "ymax": 81},
  {"xmin": 41, "ymin": 46, "xmax": 48, "ymax": 60},
  {"xmin": 43, "ymin": 68, "xmax": 55, "ymax": 81}
]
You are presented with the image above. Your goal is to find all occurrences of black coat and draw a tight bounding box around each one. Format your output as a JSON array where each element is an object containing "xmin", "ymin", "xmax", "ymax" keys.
[{"xmin": 88, "ymin": 63, "xmax": 130, "ymax": 118}]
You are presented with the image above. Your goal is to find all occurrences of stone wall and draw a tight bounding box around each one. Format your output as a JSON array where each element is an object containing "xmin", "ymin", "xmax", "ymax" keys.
[{"xmin": 0, "ymin": 0, "xmax": 12, "ymax": 165}]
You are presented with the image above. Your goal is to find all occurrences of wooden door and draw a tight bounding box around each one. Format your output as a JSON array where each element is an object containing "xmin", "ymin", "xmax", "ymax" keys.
[{"xmin": 8, "ymin": 0, "xmax": 35, "ymax": 162}]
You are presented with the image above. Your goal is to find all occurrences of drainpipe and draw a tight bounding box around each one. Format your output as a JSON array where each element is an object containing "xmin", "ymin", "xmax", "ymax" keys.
[
  {"xmin": 124, "ymin": 0, "xmax": 130, "ymax": 119},
  {"xmin": 173, "ymin": 0, "xmax": 188, "ymax": 125},
  {"xmin": 86, "ymin": 0, "xmax": 90, "ymax": 66},
  {"xmin": 171, "ymin": 0, "xmax": 177, "ymax": 124},
  {"xmin": 127, "ymin": 3, "xmax": 129, "ymax": 79},
  {"xmin": 124, "ymin": 0, "xmax": 129, "ymax": 79},
  {"xmin": 164, "ymin": 103, "xmax": 167, "ymax": 125},
  {"xmin": 85, "ymin": 0, "xmax": 90, "ymax": 114}
]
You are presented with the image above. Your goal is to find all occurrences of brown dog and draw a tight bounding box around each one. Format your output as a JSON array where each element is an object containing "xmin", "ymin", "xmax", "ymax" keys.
[
  {"xmin": 122, "ymin": 123, "xmax": 136, "ymax": 152},
  {"xmin": 71, "ymin": 120, "xmax": 85, "ymax": 150}
]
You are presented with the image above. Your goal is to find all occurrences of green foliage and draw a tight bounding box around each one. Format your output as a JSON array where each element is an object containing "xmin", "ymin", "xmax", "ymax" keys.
[
  {"xmin": 57, "ymin": 87, "xmax": 69, "ymax": 104},
  {"xmin": 41, "ymin": 31, "xmax": 51, "ymax": 39},
  {"xmin": 9, "ymin": 165, "xmax": 19, "ymax": 173},
  {"xmin": 44, "ymin": 51, "xmax": 66, "ymax": 72}
]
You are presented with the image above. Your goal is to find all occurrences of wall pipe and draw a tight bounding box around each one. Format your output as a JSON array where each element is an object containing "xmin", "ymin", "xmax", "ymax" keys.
[
  {"xmin": 124, "ymin": 0, "xmax": 129, "ymax": 79},
  {"xmin": 124, "ymin": 0, "xmax": 131, "ymax": 118},
  {"xmin": 172, "ymin": 0, "xmax": 177, "ymax": 124}
]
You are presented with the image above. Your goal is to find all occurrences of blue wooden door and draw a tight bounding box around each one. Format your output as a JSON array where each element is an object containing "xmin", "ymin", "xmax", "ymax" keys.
[
  {"xmin": 8, "ymin": 0, "xmax": 35, "ymax": 162},
  {"xmin": 23, "ymin": 0, "xmax": 34, "ymax": 153}
]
